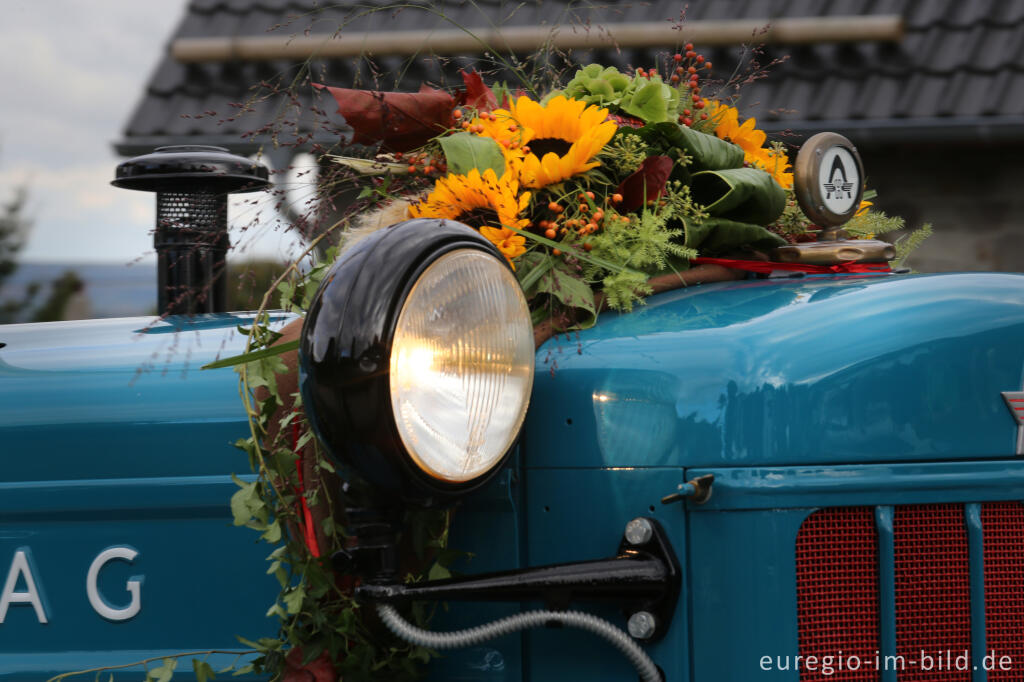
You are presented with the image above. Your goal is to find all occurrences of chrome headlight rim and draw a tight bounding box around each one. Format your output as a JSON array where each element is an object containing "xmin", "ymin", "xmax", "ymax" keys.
[{"xmin": 299, "ymin": 218, "xmax": 532, "ymax": 505}]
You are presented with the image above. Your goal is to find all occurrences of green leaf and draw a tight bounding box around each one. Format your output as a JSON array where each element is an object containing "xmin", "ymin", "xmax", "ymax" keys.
[
  {"xmin": 584, "ymin": 77, "xmax": 614, "ymax": 99},
  {"xmin": 526, "ymin": 261, "xmax": 597, "ymax": 330},
  {"xmin": 294, "ymin": 429, "xmax": 314, "ymax": 450},
  {"xmin": 690, "ymin": 167, "xmax": 787, "ymax": 225},
  {"xmin": 146, "ymin": 658, "xmax": 177, "ymax": 682},
  {"xmin": 274, "ymin": 565, "xmax": 289, "ymax": 587},
  {"xmin": 262, "ymin": 519, "xmax": 282, "ymax": 543},
  {"xmin": 439, "ymin": 133, "xmax": 505, "ymax": 177},
  {"xmin": 283, "ymin": 584, "xmax": 306, "ymax": 614},
  {"xmin": 201, "ymin": 339, "xmax": 299, "ymax": 370},
  {"xmin": 622, "ymin": 81, "xmax": 669, "ymax": 123},
  {"xmin": 428, "ymin": 561, "xmax": 452, "ymax": 580},
  {"xmin": 258, "ymin": 637, "xmax": 284, "ymax": 650},
  {"xmin": 231, "ymin": 664, "xmax": 255, "ymax": 677},
  {"xmin": 192, "ymin": 659, "xmax": 216, "ymax": 682},
  {"xmin": 640, "ymin": 122, "xmax": 743, "ymax": 171},
  {"xmin": 230, "ymin": 483, "xmax": 256, "ymax": 526},
  {"xmin": 687, "ymin": 217, "xmax": 787, "ymax": 253},
  {"xmin": 515, "ymin": 251, "xmax": 553, "ymax": 293}
]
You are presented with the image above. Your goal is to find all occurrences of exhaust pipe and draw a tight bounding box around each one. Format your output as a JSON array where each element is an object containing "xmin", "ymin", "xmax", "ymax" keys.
[{"xmin": 112, "ymin": 145, "xmax": 269, "ymax": 315}]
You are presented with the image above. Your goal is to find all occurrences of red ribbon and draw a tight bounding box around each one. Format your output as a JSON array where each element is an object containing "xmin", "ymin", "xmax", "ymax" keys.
[
  {"xmin": 691, "ymin": 257, "xmax": 891, "ymax": 275},
  {"xmin": 291, "ymin": 421, "xmax": 322, "ymax": 558}
]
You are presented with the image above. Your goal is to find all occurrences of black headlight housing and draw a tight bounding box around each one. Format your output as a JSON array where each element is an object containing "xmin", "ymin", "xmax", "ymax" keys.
[{"xmin": 299, "ymin": 219, "xmax": 534, "ymax": 506}]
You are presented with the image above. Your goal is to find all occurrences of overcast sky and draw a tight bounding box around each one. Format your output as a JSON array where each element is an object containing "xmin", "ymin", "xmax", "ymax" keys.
[{"xmin": 0, "ymin": 0, "xmax": 304, "ymax": 265}]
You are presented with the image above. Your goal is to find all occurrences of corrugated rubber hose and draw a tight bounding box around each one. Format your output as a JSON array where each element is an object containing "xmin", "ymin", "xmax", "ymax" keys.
[{"xmin": 376, "ymin": 603, "xmax": 661, "ymax": 682}]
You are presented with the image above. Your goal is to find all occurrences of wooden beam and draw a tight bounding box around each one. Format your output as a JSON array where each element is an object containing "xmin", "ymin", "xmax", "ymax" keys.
[{"xmin": 171, "ymin": 15, "xmax": 904, "ymax": 62}]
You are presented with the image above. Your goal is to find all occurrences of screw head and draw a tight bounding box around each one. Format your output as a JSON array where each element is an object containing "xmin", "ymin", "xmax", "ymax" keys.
[
  {"xmin": 627, "ymin": 611, "xmax": 657, "ymax": 639},
  {"xmin": 624, "ymin": 517, "xmax": 654, "ymax": 546}
]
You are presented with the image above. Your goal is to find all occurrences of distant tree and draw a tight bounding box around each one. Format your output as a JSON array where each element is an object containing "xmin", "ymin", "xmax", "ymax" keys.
[
  {"xmin": 0, "ymin": 184, "xmax": 38, "ymax": 323},
  {"xmin": 31, "ymin": 270, "xmax": 86, "ymax": 322}
]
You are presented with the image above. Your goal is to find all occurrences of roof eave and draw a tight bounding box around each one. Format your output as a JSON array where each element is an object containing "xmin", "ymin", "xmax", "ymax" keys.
[{"xmin": 762, "ymin": 115, "xmax": 1024, "ymax": 147}]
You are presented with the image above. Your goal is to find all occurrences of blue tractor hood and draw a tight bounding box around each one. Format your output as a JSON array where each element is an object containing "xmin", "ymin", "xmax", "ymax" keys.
[{"xmin": 525, "ymin": 272, "xmax": 1024, "ymax": 469}]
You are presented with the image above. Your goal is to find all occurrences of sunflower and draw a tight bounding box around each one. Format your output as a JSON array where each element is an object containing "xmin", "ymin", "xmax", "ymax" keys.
[
  {"xmin": 408, "ymin": 167, "xmax": 531, "ymax": 264},
  {"xmin": 498, "ymin": 95, "xmax": 617, "ymax": 188},
  {"xmin": 708, "ymin": 101, "xmax": 792, "ymax": 188},
  {"xmin": 707, "ymin": 102, "xmax": 767, "ymax": 157},
  {"xmin": 748, "ymin": 147, "xmax": 794, "ymax": 190}
]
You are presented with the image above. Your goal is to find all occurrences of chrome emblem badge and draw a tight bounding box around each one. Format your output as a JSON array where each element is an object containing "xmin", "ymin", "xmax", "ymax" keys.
[{"xmin": 1004, "ymin": 391, "xmax": 1024, "ymax": 426}]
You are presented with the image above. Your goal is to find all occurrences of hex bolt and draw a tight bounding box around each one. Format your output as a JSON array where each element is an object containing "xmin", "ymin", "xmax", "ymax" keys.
[
  {"xmin": 627, "ymin": 611, "xmax": 657, "ymax": 640},
  {"xmin": 624, "ymin": 517, "xmax": 654, "ymax": 546}
]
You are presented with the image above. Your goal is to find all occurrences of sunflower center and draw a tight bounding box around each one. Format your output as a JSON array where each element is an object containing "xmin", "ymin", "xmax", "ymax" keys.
[
  {"xmin": 529, "ymin": 137, "xmax": 572, "ymax": 158},
  {"xmin": 459, "ymin": 207, "xmax": 503, "ymax": 230}
]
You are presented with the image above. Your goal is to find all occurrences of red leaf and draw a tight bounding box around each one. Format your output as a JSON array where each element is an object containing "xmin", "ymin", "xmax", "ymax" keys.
[
  {"xmin": 615, "ymin": 155, "xmax": 674, "ymax": 212},
  {"xmin": 499, "ymin": 88, "xmax": 528, "ymax": 109},
  {"xmin": 283, "ymin": 648, "xmax": 337, "ymax": 682},
  {"xmin": 314, "ymin": 82, "xmax": 456, "ymax": 152},
  {"xmin": 459, "ymin": 69, "xmax": 497, "ymax": 112}
]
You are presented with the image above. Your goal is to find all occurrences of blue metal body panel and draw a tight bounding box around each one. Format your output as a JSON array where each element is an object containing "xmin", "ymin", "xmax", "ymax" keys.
[
  {"xmin": 2, "ymin": 272, "xmax": 1023, "ymax": 681},
  {"xmin": 527, "ymin": 273, "xmax": 1024, "ymax": 469},
  {"xmin": 0, "ymin": 315, "xmax": 292, "ymax": 680}
]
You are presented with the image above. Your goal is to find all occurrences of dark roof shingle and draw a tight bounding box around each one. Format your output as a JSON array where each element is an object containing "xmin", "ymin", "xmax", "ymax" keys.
[{"xmin": 116, "ymin": 0, "xmax": 1024, "ymax": 156}]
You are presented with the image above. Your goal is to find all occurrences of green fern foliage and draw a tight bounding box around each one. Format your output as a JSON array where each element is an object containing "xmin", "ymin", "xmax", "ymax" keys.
[
  {"xmin": 894, "ymin": 223, "xmax": 933, "ymax": 268},
  {"xmin": 585, "ymin": 206, "xmax": 696, "ymax": 311}
]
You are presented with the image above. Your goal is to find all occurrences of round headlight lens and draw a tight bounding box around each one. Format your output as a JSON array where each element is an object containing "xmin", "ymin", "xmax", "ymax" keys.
[{"xmin": 389, "ymin": 248, "xmax": 534, "ymax": 483}]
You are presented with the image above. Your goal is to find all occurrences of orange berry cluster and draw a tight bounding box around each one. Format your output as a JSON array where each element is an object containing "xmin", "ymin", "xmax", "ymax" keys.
[
  {"xmin": 671, "ymin": 43, "xmax": 712, "ymax": 127},
  {"xmin": 461, "ymin": 111, "xmax": 525, "ymax": 150},
  {"xmin": 537, "ymin": 191, "xmax": 628, "ymax": 255},
  {"xmin": 397, "ymin": 151, "xmax": 446, "ymax": 176},
  {"xmin": 460, "ymin": 109, "xmax": 497, "ymax": 133}
]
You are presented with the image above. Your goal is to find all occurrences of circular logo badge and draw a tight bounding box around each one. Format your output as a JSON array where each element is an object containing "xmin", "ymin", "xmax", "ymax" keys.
[
  {"xmin": 794, "ymin": 132, "xmax": 865, "ymax": 227},
  {"xmin": 818, "ymin": 147, "xmax": 860, "ymax": 215}
]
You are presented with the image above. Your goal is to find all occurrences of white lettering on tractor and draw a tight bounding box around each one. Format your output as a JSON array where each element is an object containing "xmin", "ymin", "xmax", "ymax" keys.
[
  {"xmin": 0, "ymin": 548, "xmax": 49, "ymax": 624},
  {"xmin": 86, "ymin": 546, "xmax": 142, "ymax": 621}
]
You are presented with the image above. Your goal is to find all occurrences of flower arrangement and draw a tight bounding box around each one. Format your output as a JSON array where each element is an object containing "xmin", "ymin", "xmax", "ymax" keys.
[{"xmin": 320, "ymin": 46, "xmax": 908, "ymax": 339}]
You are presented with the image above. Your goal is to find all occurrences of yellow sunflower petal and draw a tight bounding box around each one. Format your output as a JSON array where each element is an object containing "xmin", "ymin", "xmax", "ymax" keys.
[
  {"xmin": 505, "ymin": 95, "xmax": 615, "ymax": 189},
  {"xmin": 408, "ymin": 167, "xmax": 531, "ymax": 257}
]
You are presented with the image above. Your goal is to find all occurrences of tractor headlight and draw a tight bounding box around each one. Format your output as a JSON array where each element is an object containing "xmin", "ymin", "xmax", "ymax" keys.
[
  {"xmin": 300, "ymin": 219, "xmax": 534, "ymax": 503},
  {"xmin": 390, "ymin": 248, "xmax": 533, "ymax": 482}
]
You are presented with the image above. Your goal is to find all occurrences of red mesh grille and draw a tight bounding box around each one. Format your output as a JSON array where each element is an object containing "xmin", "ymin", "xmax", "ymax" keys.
[
  {"xmin": 983, "ymin": 502, "xmax": 1024, "ymax": 681},
  {"xmin": 796, "ymin": 507, "xmax": 880, "ymax": 681},
  {"xmin": 894, "ymin": 504, "xmax": 971, "ymax": 681}
]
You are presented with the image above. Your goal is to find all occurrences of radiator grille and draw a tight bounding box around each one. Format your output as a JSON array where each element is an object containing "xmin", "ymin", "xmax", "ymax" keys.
[
  {"xmin": 797, "ymin": 502, "xmax": 1024, "ymax": 682},
  {"xmin": 983, "ymin": 502, "xmax": 1024, "ymax": 682},
  {"xmin": 894, "ymin": 505, "xmax": 971, "ymax": 681},
  {"xmin": 796, "ymin": 507, "xmax": 879, "ymax": 682}
]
